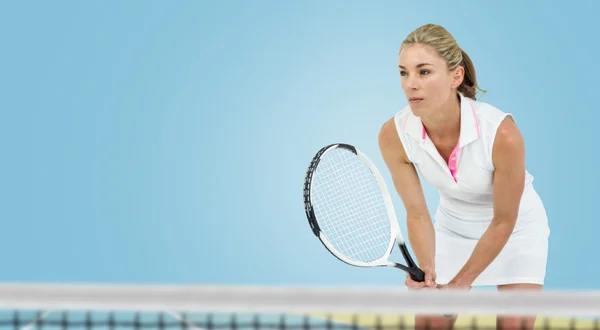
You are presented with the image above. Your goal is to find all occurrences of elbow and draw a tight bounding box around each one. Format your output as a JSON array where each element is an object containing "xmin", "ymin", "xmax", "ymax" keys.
[
  {"xmin": 406, "ymin": 207, "xmax": 428, "ymax": 220},
  {"xmin": 406, "ymin": 212, "xmax": 431, "ymax": 226},
  {"xmin": 491, "ymin": 214, "xmax": 518, "ymax": 233}
]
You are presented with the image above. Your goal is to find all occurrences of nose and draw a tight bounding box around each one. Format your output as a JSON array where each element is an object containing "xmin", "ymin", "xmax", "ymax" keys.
[{"xmin": 406, "ymin": 75, "xmax": 419, "ymax": 90}]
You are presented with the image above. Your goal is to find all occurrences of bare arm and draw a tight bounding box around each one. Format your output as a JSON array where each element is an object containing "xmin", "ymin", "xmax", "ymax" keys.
[
  {"xmin": 378, "ymin": 118, "xmax": 436, "ymax": 281},
  {"xmin": 448, "ymin": 116, "xmax": 525, "ymax": 288}
]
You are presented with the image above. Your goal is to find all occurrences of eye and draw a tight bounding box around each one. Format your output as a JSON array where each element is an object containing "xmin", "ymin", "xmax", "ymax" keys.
[
  {"xmin": 400, "ymin": 71, "xmax": 407, "ymax": 76},
  {"xmin": 420, "ymin": 69, "xmax": 430, "ymax": 75}
]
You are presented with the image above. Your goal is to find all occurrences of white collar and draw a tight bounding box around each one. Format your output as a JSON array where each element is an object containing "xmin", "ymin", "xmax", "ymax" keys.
[{"xmin": 404, "ymin": 92, "xmax": 480, "ymax": 148}]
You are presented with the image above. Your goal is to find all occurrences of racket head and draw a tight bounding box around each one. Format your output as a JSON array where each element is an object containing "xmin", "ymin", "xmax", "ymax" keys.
[{"xmin": 303, "ymin": 143, "xmax": 403, "ymax": 267}]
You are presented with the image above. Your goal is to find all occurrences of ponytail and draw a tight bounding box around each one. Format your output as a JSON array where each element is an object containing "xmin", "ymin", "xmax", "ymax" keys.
[{"xmin": 458, "ymin": 49, "xmax": 486, "ymax": 100}]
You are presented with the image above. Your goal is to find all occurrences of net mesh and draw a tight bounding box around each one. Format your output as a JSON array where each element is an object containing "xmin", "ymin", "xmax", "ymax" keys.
[
  {"xmin": 0, "ymin": 284, "xmax": 598, "ymax": 330},
  {"xmin": 310, "ymin": 147, "xmax": 392, "ymax": 263},
  {"xmin": 3, "ymin": 310, "xmax": 600, "ymax": 330}
]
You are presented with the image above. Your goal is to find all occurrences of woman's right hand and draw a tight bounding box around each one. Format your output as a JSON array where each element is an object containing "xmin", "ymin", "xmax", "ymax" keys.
[{"xmin": 405, "ymin": 268, "xmax": 437, "ymax": 289}]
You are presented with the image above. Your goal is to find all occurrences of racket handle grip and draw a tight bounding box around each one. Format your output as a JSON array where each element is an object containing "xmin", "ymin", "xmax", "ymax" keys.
[{"xmin": 410, "ymin": 268, "xmax": 425, "ymax": 282}]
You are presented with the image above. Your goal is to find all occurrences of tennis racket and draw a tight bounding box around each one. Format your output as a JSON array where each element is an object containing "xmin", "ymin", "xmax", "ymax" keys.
[{"xmin": 303, "ymin": 143, "xmax": 425, "ymax": 282}]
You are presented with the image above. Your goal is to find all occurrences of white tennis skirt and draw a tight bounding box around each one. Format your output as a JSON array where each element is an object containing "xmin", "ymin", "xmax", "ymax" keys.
[{"xmin": 433, "ymin": 207, "xmax": 550, "ymax": 287}]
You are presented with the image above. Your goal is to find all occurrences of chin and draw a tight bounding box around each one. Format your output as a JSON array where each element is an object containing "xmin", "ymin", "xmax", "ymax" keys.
[{"xmin": 408, "ymin": 103, "xmax": 425, "ymax": 117}]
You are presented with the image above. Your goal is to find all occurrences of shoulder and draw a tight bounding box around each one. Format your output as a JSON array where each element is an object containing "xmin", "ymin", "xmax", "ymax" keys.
[
  {"xmin": 466, "ymin": 98, "xmax": 525, "ymax": 167},
  {"xmin": 470, "ymin": 99, "xmax": 524, "ymax": 163},
  {"xmin": 470, "ymin": 99, "xmax": 522, "ymax": 143},
  {"xmin": 379, "ymin": 105, "xmax": 411, "ymax": 142},
  {"xmin": 378, "ymin": 106, "xmax": 412, "ymax": 163},
  {"xmin": 378, "ymin": 116, "xmax": 400, "ymax": 150},
  {"xmin": 470, "ymin": 99, "xmax": 512, "ymax": 128},
  {"xmin": 493, "ymin": 116, "xmax": 524, "ymax": 159}
]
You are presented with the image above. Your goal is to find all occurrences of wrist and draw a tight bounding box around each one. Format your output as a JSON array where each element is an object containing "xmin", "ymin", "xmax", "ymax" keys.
[
  {"xmin": 421, "ymin": 263, "xmax": 435, "ymax": 272},
  {"xmin": 449, "ymin": 276, "xmax": 474, "ymax": 289}
]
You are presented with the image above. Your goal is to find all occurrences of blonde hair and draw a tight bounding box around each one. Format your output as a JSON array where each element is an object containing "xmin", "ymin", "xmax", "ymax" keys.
[{"xmin": 400, "ymin": 24, "xmax": 486, "ymax": 100}]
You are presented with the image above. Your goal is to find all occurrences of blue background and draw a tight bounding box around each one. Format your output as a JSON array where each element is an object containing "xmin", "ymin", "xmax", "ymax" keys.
[{"xmin": 1, "ymin": 1, "xmax": 598, "ymax": 290}]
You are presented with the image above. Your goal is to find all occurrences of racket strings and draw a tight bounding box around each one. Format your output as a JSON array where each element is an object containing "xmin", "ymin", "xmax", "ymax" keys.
[
  {"xmin": 311, "ymin": 148, "xmax": 392, "ymax": 263},
  {"xmin": 315, "ymin": 155, "xmax": 391, "ymax": 260}
]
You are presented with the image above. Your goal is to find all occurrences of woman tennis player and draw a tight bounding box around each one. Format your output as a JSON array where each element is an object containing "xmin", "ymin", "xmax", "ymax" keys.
[{"xmin": 378, "ymin": 24, "xmax": 550, "ymax": 330}]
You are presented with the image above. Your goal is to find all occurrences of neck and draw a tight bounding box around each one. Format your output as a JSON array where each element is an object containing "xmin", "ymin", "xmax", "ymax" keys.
[{"xmin": 421, "ymin": 93, "xmax": 461, "ymax": 142}]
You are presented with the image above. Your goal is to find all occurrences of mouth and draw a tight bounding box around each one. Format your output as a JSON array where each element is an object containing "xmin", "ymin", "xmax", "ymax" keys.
[{"xmin": 409, "ymin": 97, "xmax": 423, "ymax": 104}]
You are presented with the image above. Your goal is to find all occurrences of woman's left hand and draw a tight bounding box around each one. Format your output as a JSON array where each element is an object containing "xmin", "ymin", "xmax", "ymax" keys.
[{"xmin": 436, "ymin": 280, "xmax": 471, "ymax": 291}]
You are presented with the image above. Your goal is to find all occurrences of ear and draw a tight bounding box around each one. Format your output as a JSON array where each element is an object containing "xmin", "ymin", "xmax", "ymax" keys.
[{"xmin": 451, "ymin": 66, "xmax": 465, "ymax": 89}]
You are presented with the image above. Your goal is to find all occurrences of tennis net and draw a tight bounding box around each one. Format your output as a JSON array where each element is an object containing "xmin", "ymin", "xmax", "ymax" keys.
[{"xmin": 0, "ymin": 283, "xmax": 598, "ymax": 330}]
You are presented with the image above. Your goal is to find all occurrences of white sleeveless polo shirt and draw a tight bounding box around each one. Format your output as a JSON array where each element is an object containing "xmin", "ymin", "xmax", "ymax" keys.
[{"xmin": 394, "ymin": 93, "xmax": 550, "ymax": 286}]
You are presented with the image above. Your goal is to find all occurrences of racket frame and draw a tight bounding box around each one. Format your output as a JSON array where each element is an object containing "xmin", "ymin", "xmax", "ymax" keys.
[{"xmin": 304, "ymin": 143, "xmax": 424, "ymax": 281}]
